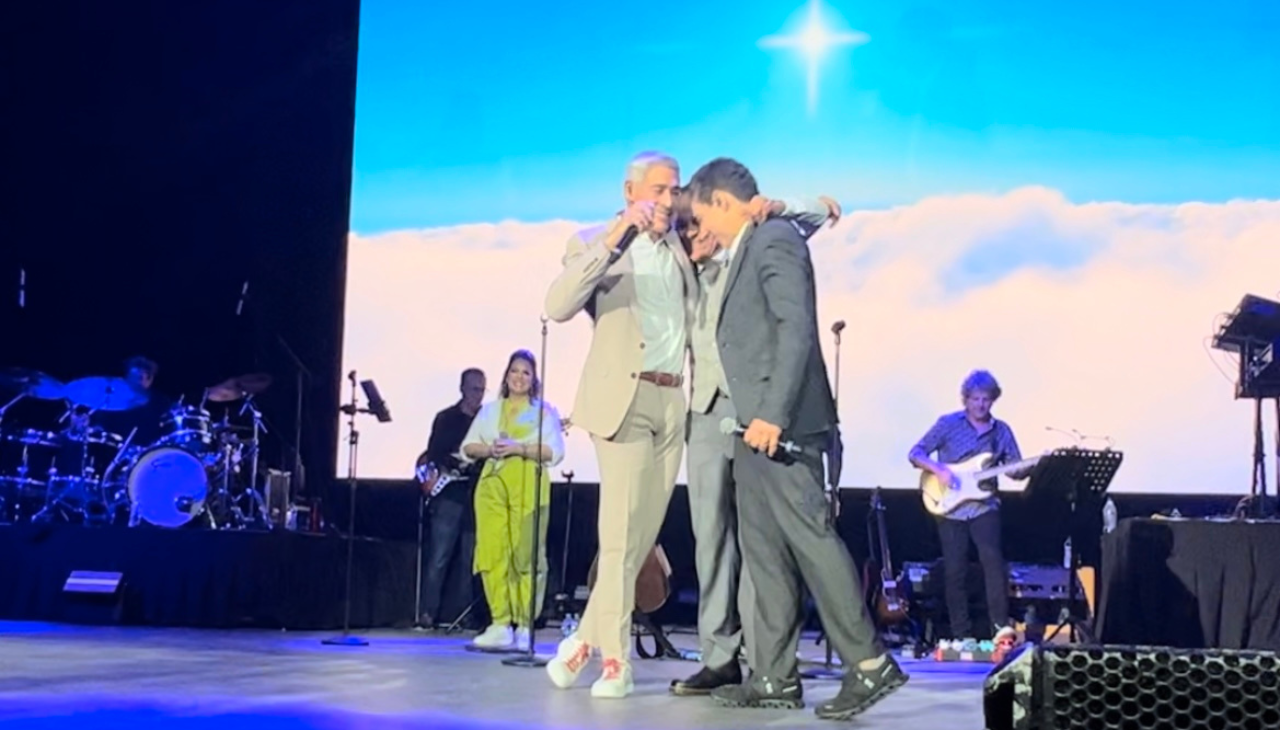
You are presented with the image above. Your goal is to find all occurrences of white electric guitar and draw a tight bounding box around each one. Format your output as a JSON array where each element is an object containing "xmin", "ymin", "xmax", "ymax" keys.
[{"xmin": 918, "ymin": 452, "xmax": 1043, "ymax": 516}]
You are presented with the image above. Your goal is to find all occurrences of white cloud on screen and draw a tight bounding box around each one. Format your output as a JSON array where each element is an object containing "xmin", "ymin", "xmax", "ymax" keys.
[{"xmin": 341, "ymin": 188, "xmax": 1280, "ymax": 495}]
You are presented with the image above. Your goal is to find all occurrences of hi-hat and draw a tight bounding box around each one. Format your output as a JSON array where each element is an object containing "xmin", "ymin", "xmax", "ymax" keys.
[
  {"xmin": 0, "ymin": 368, "xmax": 66, "ymax": 400},
  {"xmin": 62, "ymin": 376, "xmax": 148, "ymax": 411},
  {"xmin": 206, "ymin": 373, "xmax": 273, "ymax": 402}
]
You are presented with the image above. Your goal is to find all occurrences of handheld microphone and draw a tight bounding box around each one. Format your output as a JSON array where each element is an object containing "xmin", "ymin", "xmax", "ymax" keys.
[
  {"xmin": 831, "ymin": 320, "xmax": 846, "ymax": 334},
  {"xmin": 719, "ymin": 418, "xmax": 808, "ymax": 455},
  {"xmin": 607, "ymin": 225, "xmax": 640, "ymax": 263}
]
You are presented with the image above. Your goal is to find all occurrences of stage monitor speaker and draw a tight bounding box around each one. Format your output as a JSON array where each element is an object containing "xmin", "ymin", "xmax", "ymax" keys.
[
  {"xmin": 61, "ymin": 570, "xmax": 125, "ymax": 624},
  {"xmin": 983, "ymin": 643, "xmax": 1279, "ymax": 730}
]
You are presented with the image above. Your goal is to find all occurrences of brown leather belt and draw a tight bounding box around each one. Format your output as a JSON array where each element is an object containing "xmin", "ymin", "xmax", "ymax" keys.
[{"xmin": 638, "ymin": 372, "xmax": 683, "ymax": 388}]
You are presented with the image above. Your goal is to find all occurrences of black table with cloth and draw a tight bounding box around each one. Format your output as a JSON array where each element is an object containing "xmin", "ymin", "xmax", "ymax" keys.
[{"xmin": 1095, "ymin": 517, "xmax": 1280, "ymax": 651}]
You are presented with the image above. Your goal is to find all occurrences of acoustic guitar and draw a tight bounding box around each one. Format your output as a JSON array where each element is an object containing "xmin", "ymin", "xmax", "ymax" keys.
[
  {"xmin": 587, "ymin": 544, "xmax": 672, "ymax": 615},
  {"xmin": 918, "ymin": 452, "xmax": 1043, "ymax": 516},
  {"xmin": 862, "ymin": 488, "xmax": 909, "ymax": 625}
]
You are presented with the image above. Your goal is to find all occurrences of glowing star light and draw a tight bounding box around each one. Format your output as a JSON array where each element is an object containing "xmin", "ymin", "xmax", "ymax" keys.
[{"xmin": 759, "ymin": 0, "xmax": 869, "ymax": 115}]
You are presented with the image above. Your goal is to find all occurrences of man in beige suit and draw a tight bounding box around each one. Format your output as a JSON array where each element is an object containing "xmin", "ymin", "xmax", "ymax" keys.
[{"xmin": 543, "ymin": 151, "xmax": 697, "ymax": 699}]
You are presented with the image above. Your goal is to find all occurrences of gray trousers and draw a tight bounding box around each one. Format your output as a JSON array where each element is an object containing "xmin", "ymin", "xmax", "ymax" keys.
[
  {"xmin": 686, "ymin": 394, "xmax": 756, "ymax": 670},
  {"xmin": 734, "ymin": 434, "xmax": 883, "ymax": 679}
]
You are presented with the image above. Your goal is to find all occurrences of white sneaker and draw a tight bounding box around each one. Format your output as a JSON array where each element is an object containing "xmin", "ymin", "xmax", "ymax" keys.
[
  {"xmin": 546, "ymin": 633, "xmax": 592, "ymax": 689},
  {"xmin": 472, "ymin": 624, "xmax": 514, "ymax": 649},
  {"xmin": 590, "ymin": 658, "xmax": 634, "ymax": 699},
  {"xmin": 514, "ymin": 626, "xmax": 533, "ymax": 651}
]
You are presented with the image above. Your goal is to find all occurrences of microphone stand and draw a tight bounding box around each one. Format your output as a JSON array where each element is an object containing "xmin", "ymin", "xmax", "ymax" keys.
[
  {"xmin": 322, "ymin": 372, "xmax": 369, "ymax": 647},
  {"xmin": 802, "ymin": 320, "xmax": 846, "ymax": 680},
  {"xmin": 503, "ymin": 316, "xmax": 552, "ymax": 668},
  {"xmin": 554, "ymin": 469, "xmax": 576, "ymax": 618}
]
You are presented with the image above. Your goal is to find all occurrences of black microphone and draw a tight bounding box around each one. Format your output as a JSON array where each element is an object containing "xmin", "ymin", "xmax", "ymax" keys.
[
  {"xmin": 831, "ymin": 320, "xmax": 846, "ymax": 334},
  {"xmin": 347, "ymin": 370, "xmax": 357, "ymax": 384},
  {"xmin": 719, "ymin": 418, "xmax": 811, "ymax": 456},
  {"xmin": 607, "ymin": 225, "xmax": 640, "ymax": 263}
]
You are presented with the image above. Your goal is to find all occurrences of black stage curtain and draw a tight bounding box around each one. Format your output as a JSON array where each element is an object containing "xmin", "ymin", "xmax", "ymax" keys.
[
  {"xmin": 0, "ymin": 524, "xmax": 415, "ymax": 630},
  {"xmin": 1095, "ymin": 518, "xmax": 1280, "ymax": 651}
]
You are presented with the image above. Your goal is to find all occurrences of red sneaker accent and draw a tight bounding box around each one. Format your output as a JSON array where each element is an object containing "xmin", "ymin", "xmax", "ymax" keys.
[
  {"xmin": 565, "ymin": 643, "xmax": 591, "ymax": 673},
  {"xmin": 601, "ymin": 658, "xmax": 624, "ymax": 680}
]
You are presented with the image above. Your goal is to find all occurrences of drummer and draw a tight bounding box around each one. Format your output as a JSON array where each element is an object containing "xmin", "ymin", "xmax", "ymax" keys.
[{"xmin": 88, "ymin": 356, "xmax": 173, "ymax": 447}]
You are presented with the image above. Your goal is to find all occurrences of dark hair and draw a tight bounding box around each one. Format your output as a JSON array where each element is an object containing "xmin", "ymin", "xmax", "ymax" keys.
[
  {"xmin": 499, "ymin": 350, "xmax": 540, "ymax": 400},
  {"xmin": 459, "ymin": 368, "xmax": 485, "ymax": 388},
  {"xmin": 671, "ymin": 188, "xmax": 697, "ymax": 254},
  {"xmin": 124, "ymin": 356, "xmax": 158, "ymax": 377},
  {"xmin": 686, "ymin": 157, "xmax": 759, "ymax": 205}
]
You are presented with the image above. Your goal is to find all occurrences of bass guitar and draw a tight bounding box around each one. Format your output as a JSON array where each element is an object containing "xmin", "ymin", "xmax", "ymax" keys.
[
  {"xmin": 918, "ymin": 452, "xmax": 1043, "ymax": 516},
  {"xmin": 862, "ymin": 487, "xmax": 909, "ymax": 625},
  {"xmin": 415, "ymin": 458, "xmax": 464, "ymax": 506}
]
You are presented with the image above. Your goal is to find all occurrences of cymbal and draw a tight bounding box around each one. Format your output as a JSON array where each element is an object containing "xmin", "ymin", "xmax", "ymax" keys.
[
  {"xmin": 206, "ymin": 373, "xmax": 272, "ymax": 402},
  {"xmin": 62, "ymin": 376, "xmax": 148, "ymax": 411},
  {"xmin": 0, "ymin": 368, "xmax": 65, "ymax": 400}
]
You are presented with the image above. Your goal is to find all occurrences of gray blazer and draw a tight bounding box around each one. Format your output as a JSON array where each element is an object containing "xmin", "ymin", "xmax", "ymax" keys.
[{"xmin": 717, "ymin": 218, "xmax": 837, "ymax": 440}]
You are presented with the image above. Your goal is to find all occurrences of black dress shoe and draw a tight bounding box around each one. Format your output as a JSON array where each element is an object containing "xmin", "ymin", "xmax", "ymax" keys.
[
  {"xmin": 670, "ymin": 662, "xmax": 743, "ymax": 695},
  {"xmin": 814, "ymin": 655, "xmax": 909, "ymax": 721},
  {"xmin": 711, "ymin": 675, "xmax": 803, "ymax": 709}
]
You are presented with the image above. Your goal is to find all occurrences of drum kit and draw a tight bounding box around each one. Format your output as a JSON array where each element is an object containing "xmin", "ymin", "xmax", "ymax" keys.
[{"xmin": 0, "ymin": 367, "xmax": 275, "ymax": 530}]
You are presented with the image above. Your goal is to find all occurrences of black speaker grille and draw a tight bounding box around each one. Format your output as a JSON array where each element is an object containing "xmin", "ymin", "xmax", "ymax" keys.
[{"xmin": 1037, "ymin": 645, "xmax": 1280, "ymax": 730}]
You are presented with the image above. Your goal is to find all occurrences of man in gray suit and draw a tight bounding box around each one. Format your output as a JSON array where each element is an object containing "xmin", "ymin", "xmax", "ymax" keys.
[
  {"xmin": 671, "ymin": 194, "xmax": 840, "ymax": 696},
  {"xmin": 685, "ymin": 158, "xmax": 908, "ymax": 720}
]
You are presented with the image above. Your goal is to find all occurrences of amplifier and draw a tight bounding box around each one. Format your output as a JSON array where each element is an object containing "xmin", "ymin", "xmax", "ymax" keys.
[{"xmin": 902, "ymin": 561, "xmax": 1075, "ymax": 600}]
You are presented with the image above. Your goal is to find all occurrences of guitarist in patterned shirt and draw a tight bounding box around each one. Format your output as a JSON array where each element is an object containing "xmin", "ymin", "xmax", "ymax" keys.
[{"xmin": 908, "ymin": 370, "xmax": 1032, "ymax": 644}]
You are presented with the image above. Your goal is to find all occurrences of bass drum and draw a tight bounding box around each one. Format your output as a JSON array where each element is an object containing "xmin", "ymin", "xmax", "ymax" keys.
[{"xmin": 127, "ymin": 447, "xmax": 209, "ymax": 528}]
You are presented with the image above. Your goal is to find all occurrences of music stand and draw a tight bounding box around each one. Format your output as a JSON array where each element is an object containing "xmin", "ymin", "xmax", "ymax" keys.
[{"xmin": 1027, "ymin": 448, "xmax": 1123, "ymax": 644}]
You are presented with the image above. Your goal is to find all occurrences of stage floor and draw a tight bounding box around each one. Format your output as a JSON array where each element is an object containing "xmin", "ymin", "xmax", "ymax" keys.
[{"xmin": 0, "ymin": 621, "xmax": 987, "ymax": 729}]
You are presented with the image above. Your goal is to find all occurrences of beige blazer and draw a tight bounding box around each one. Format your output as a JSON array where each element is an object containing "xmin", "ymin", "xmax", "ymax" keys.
[{"xmin": 545, "ymin": 221, "xmax": 698, "ymax": 439}]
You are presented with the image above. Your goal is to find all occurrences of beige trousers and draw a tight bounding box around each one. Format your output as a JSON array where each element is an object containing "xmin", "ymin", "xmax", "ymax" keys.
[{"xmin": 576, "ymin": 380, "xmax": 685, "ymax": 660}]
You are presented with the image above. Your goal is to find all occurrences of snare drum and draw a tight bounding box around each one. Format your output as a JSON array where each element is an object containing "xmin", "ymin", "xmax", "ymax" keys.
[
  {"xmin": 157, "ymin": 405, "xmax": 212, "ymax": 451},
  {"xmin": 126, "ymin": 446, "xmax": 209, "ymax": 528}
]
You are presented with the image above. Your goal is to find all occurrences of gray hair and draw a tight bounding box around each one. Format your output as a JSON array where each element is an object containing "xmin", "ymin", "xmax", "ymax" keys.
[
  {"xmin": 625, "ymin": 151, "xmax": 679, "ymax": 183},
  {"xmin": 961, "ymin": 370, "xmax": 1002, "ymax": 400}
]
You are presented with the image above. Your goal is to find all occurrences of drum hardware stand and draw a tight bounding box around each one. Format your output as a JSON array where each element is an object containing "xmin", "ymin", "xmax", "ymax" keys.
[
  {"xmin": 322, "ymin": 370, "xmax": 381, "ymax": 648},
  {"xmin": 239, "ymin": 394, "xmax": 271, "ymax": 527},
  {"xmin": 802, "ymin": 320, "xmax": 847, "ymax": 681},
  {"xmin": 503, "ymin": 316, "xmax": 553, "ymax": 669}
]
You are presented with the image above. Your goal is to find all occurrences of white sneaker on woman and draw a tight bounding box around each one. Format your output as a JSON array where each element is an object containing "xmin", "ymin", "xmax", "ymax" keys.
[{"xmin": 472, "ymin": 624, "xmax": 514, "ymax": 649}]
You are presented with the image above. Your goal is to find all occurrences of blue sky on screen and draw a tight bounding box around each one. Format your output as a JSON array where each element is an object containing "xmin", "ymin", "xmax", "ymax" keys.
[{"xmin": 349, "ymin": 0, "xmax": 1279, "ymax": 232}]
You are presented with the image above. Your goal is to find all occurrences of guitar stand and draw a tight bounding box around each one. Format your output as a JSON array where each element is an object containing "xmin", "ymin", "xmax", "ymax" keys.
[{"xmin": 633, "ymin": 611, "xmax": 690, "ymax": 661}]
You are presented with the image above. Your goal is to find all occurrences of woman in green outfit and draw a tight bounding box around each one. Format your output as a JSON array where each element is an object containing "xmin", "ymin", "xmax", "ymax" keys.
[{"xmin": 461, "ymin": 349, "xmax": 565, "ymax": 650}]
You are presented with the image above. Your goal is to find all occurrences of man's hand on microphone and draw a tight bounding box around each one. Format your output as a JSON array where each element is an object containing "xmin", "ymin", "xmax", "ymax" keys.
[
  {"xmin": 743, "ymin": 418, "xmax": 783, "ymax": 457},
  {"xmin": 607, "ymin": 201, "xmax": 655, "ymax": 251}
]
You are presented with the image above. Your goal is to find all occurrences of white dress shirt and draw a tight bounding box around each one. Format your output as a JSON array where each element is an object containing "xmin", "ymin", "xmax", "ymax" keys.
[{"xmin": 630, "ymin": 231, "xmax": 686, "ymax": 375}]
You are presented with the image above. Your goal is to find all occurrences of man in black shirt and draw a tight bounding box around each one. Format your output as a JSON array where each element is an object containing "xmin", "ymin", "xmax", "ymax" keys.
[{"xmin": 417, "ymin": 367, "xmax": 486, "ymax": 628}]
